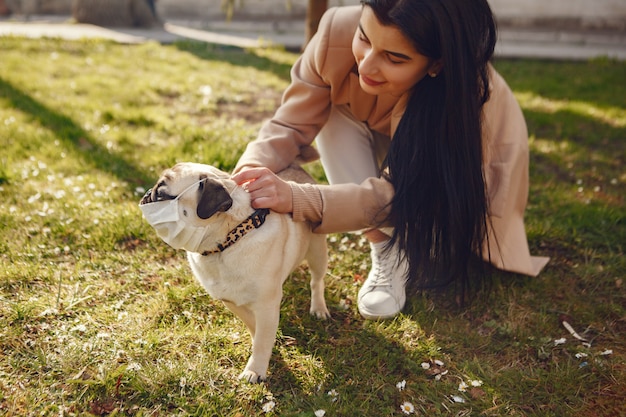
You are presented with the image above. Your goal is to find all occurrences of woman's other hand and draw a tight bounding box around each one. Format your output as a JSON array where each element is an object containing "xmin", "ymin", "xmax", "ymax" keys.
[{"xmin": 231, "ymin": 167, "xmax": 293, "ymax": 213}]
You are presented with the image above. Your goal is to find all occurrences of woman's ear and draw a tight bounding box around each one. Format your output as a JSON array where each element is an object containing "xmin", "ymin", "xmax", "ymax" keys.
[{"xmin": 428, "ymin": 59, "xmax": 443, "ymax": 78}]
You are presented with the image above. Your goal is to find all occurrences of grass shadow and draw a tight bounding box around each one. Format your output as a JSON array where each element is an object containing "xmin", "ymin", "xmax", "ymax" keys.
[
  {"xmin": 0, "ymin": 76, "xmax": 152, "ymax": 188},
  {"xmin": 269, "ymin": 306, "xmax": 431, "ymax": 415}
]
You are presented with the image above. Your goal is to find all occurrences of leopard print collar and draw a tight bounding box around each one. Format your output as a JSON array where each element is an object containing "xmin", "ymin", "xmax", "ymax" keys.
[{"xmin": 201, "ymin": 208, "xmax": 270, "ymax": 256}]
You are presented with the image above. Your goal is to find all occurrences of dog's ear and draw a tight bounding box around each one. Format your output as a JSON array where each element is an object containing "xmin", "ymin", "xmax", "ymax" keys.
[{"xmin": 196, "ymin": 175, "xmax": 233, "ymax": 219}]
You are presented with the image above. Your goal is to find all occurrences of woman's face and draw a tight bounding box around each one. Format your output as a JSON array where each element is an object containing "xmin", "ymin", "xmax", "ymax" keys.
[{"xmin": 352, "ymin": 6, "xmax": 437, "ymax": 96}]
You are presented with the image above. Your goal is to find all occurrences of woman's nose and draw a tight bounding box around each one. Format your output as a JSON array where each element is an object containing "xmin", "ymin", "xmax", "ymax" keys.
[{"xmin": 358, "ymin": 49, "xmax": 378, "ymax": 74}]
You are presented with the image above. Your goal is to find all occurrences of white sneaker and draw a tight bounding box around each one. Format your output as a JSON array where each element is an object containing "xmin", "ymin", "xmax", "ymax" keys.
[{"xmin": 357, "ymin": 241, "xmax": 408, "ymax": 319}]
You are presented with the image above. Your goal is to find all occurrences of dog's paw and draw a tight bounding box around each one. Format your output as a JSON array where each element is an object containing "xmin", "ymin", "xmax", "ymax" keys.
[
  {"xmin": 239, "ymin": 370, "xmax": 266, "ymax": 384},
  {"xmin": 310, "ymin": 305, "xmax": 331, "ymax": 320}
]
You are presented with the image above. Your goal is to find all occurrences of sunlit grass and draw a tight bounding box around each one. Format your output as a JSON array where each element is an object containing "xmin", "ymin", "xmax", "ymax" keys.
[{"xmin": 517, "ymin": 91, "xmax": 626, "ymax": 128}]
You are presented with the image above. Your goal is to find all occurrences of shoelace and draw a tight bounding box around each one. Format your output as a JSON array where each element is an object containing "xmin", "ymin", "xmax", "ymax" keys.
[{"xmin": 370, "ymin": 249, "xmax": 399, "ymax": 288}]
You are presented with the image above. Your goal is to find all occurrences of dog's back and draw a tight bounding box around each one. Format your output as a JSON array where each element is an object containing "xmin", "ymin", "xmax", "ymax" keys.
[{"xmin": 277, "ymin": 164, "xmax": 317, "ymax": 184}]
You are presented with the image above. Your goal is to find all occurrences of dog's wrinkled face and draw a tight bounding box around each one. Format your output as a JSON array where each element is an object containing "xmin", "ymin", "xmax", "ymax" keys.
[{"xmin": 140, "ymin": 163, "xmax": 234, "ymax": 220}]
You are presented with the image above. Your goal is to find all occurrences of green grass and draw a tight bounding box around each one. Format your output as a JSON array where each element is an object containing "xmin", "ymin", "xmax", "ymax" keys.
[{"xmin": 0, "ymin": 36, "xmax": 624, "ymax": 416}]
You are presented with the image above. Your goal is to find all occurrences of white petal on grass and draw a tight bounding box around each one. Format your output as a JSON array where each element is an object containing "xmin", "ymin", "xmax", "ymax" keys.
[
  {"xmin": 199, "ymin": 85, "xmax": 213, "ymax": 96},
  {"xmin": 70, "ymin": 324, "xmax": 87, "ymax": 333},
  {"xmin": 396, "ymin": 380, "xmax": 406, "ymax": 391},
  {"xmin": 421, "ymin": 362, "xmax": 431, "ymax": 369},
  {"xmin": 458, "ymin": 381, "xmax": 468, "ymax": 392},
  {"xmin": 451, "ymin": 395, "xmax": 466, "ymax": 403},
  {"xmin": 434, "ymin": 359, "xmax": 444, "ymax": 366},
  {"xmin": 435, "ymin": 369, "xmax": 448, "ymax": 381},
  {"xmin": 28, "ymin": 193, "xmax": 41, "ymax": 204},
  {"xmin": 554, "ymin": 337, "xmax": 567, "ymax": 345},
  {"xmin": 600, "ymin": 349, "xmax": 613, "ymax": 356},
  {"xmin": 127, "ymin": 362, "xmax": 142, "ymax": 371},
  {"xmin": 314, "ymin": 410, "xmax": 326, "ymax": 417}
]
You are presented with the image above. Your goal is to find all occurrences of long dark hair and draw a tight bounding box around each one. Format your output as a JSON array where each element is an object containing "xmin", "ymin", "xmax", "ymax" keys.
[{"xmin": 362, "ymin": 0, "xmax": 497, "ymax": 295}]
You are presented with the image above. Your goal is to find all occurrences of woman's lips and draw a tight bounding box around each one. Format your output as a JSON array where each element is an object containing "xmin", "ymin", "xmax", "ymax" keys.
[{"xmin": 360, "ymin": 74, "xmax": 384, "ymax": 87}]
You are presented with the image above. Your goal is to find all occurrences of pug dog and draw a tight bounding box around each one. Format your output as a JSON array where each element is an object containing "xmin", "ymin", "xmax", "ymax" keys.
[{"xmin": 139, "ymin": 162, "xmax": 330, "ymax": 383}]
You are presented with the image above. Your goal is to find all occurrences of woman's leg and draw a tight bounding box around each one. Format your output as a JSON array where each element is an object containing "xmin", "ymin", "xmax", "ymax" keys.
[
  {"xmin": 316, "ymin": 105, "xmax": 380, "ymax": 185},
  {"xmin": 316, "ymin": 105, "xmax": 407, "ymax": 319}
]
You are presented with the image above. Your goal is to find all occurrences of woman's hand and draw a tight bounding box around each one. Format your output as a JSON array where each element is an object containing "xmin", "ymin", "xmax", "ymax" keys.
[{"xmin": 231, "ymin": 167, "xmax": 293, "ymax": 213}]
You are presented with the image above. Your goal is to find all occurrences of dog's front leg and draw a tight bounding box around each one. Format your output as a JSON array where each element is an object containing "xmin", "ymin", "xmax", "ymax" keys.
[
  {"xmin": 223, "ymin": 301, "xmax": 256, "ymax": 339},
  {"xmin": 238, "ymin": 300, "xmax": 281, "ymax": 383}
]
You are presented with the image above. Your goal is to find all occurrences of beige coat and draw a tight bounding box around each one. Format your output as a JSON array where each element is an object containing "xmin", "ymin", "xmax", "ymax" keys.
[{"xmin": 235, "ymin": 6, "xmax": 549, "ymax": 276}]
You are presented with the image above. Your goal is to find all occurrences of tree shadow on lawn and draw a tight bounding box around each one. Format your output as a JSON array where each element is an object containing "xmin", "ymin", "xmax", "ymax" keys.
[
  {"xmin": 267, "ymin": 308, "xmax": 437, "ymax": 415},
  {"xmin": 0, "ymin": 76, "xmax": 153, "ymax": 189},
  {"xmin": 523, "ymin": 104, "xmax": 625, "ymax": 257}
]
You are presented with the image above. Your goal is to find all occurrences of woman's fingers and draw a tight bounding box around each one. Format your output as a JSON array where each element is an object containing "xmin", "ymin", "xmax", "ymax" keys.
[{"xmin": 231, "ymin": 167, "xmax": 293, "ymax": 213}]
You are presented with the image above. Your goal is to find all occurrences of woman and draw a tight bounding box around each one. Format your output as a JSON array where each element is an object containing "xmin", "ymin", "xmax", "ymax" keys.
[{"xmin": 231, "ymin": 0, "xmax": 549, "ymax": 319}]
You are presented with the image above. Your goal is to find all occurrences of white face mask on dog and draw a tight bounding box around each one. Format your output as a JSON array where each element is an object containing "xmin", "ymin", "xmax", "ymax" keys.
[{"xmin": 140, "ymin": 179, "xmax": 218, "ymax": 253}]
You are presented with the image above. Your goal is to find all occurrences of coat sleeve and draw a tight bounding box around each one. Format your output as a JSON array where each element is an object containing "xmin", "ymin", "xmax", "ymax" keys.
[
  {"xmin": 233, "ymin": 8, "xmax": 345, "ymax": 173},
  {"xmin": 289, "ymin": 176, "xmax": 395, "ymax": 233}
]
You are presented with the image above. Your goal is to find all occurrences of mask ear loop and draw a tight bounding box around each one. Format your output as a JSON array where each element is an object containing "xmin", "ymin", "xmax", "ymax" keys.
[
  {"xmin": 174, "ymin": 178, "xmax": 208, "ymax": 201},
  {"xmin": 173, "ymin": 172, "xmax": 238, "ymax": 201}
]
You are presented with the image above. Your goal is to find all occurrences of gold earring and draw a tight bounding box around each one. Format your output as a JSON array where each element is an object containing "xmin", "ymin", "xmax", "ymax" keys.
[{"xmin": 429, "ymin": 72, "xmax": 438, "ymax": 78}]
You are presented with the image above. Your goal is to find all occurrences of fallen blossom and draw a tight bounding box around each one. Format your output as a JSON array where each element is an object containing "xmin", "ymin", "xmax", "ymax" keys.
[
  {"xmin": 470, "ymin": 380, "xmax": 483, "ymax": 387},
  {"xmin": 327, "ymin": 389, "xmax": 339, "ymax": 402},
  {"xmin": 421, "ymin": 362, "xmax": 431, "ymax": 369},
  {"xmin": 554, "ymin": 338, "xmax": 567, "ymax": 345},
  {"xmin": 458, "ymin": 381, "xmax": 468, "ymax": 392},
  {"xmin": 396, "ymin": 380, "xmax": 406, "ymax": 391},
  {"xmin": 600, "ymin": 349, "xmax": 613, "ymax": 356},
  {"xmin": 314, "ymin": 410, "xmax": 326, "ymax": 417},
  {"xmin": 400, "ymin": 401, "xmax": 415, "ymax": 414},
  {"xmin": 262, "ymin": 400, "xmax": 276, "ymax": 413}
]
